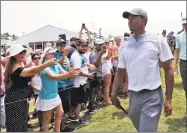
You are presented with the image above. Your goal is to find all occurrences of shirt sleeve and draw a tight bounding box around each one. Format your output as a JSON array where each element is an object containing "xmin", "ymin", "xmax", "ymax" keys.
[
  {"xmin": 89, "ymin": 54, "xmax": 92, "ymax": 64},
  {"xmin": 41, "ymin": 67, "xmax": 51, "ymax": 75},
  {"xmin": 117, "ymin": 48, "xmax": 126, "ymax": 69},
  {"xmin": 157, "ymin": 38, "xmax": 174, "ymax": 62},
  {"xmin": 57, "ymin": 63, "xmax": 66, "ymax": 73},
  {"xmin": 175, "ymin": 35, "xmax": 181, "ymax": 49}
]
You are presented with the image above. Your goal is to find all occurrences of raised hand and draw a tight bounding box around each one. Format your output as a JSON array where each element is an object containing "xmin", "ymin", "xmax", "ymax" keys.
[
  {"xmin": 45, "ymin": 58, "xmax": 58, "ymax": 67},
  {"xmin": 62, "ymin": 47, "xmax": 70, "ymax": 56}
]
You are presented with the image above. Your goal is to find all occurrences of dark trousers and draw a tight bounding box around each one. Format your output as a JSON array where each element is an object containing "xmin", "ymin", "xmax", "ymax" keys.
[{"xmin": 180, "ymin": 59, "xmax": 187, "ymax": 99}]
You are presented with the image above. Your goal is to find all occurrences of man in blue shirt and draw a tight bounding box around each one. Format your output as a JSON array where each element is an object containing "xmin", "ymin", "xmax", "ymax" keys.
[
  {"xmin": 55, "ymin": 39, "xmax": 75, "ymax": 132},
  {"xmin": 174, "ymin": 17, "xmax": 187, "ymax": 99}
]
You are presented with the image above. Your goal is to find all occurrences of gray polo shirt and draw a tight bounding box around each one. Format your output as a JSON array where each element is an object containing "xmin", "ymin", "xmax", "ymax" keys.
[{"xmin": 118, "ymin": 32, "xmax": 173, "ymax": 92}]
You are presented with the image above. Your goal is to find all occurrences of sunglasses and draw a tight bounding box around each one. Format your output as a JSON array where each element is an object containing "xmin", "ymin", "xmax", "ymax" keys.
[
  {"xmin": 105, "ymin": 42, "xmax": 109, "ymax": 44},
  {"xmin": 19, "ymin": 50, "xmax": 27, "ymax": 54},
  {"xmin": 33, "ymin": 57, "xmax": 41, "ymax": 60}
]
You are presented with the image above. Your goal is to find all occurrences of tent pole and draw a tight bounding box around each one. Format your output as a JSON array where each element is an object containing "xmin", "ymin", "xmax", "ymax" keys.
[
  {"xmin": 34, "ymin": 42, "xmax": 35, "ymax": 51},
  {"xmin": 42, "ymin": 41, "xmax": 43, "ymax": 50}
]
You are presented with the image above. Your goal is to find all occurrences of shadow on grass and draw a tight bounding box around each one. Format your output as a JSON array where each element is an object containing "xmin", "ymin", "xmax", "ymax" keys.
[
  {"xmin": 111, "ymin": 110, "xmax": 129, "ymax": 120},
  {"xmin": 165, "ymin": 116, "xmax": 187, "ymax": 132}
]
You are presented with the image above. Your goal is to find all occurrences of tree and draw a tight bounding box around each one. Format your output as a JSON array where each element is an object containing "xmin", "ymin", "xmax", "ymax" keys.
[
  {"xmin": 0, "ymin": 33, "xmax": 19, "ymax": 40},
  {"xmin": 1, "ymin": 32, "xmax": 11, "ymax": 40},
  {"xmin": 11, "ymin": 34, "xmax": 18, "ymax": 40}
]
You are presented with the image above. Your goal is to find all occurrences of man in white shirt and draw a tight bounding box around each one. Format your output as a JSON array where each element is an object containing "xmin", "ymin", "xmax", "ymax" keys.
[
  {"xmin": 111, "ymin": 8, "xmax": 174, "ymax": 132},
  {"xmin": 70, "ymin": 40, "xmax": 94, "ymax": 124}
]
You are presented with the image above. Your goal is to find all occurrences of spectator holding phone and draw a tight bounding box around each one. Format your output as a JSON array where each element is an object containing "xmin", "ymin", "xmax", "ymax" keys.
[{"xmin": 35, "ymin": 47, "xmax": 80, "ymax": 132}]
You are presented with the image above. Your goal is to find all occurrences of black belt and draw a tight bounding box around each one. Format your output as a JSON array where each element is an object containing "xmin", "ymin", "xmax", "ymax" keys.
[
  {"xmin": 0, "ymin": 94, "xmax": 5, "ymax": 98},
  {"xmin": 137, "ymin": 86, "xmax": 161, "ymax": 94}
]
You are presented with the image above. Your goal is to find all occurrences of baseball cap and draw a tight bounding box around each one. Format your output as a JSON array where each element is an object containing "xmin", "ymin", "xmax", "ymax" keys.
[
  {"xmin": 95, "ymin": 38, "xmax": 105, "ymax": 45},
  {"xmin": 70, "ymin": 37, "xmax": 80, "ymax": 42},
  {"xmin": 182, "ymin": 17, "xmax": 187, "ymax": 24},
  {"xmin": 43, "ymin": 47, "xmax": 57, "ymax": 56},
  {"xmin": 77, "ymin": 40, "xmax": 88, "ymax": 46},
  {"xmin": 122, "ymin": 8, "xmax": 148, "ymax": 19},
  {"xmin": 56, "ymin": 38, "xmax": 66, "ymax": 46}
]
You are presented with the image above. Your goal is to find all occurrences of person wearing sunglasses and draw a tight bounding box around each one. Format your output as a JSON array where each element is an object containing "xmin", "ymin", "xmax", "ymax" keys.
[
  {"xmin": 27, "ymin": 52, "xmax": 43, "ymax": 131},
  {"xmin": 69, "ymin": 40, "xmax": 94, "ymax": 125},
  {"xmin": 4, "ymin": 44, "xmax": 57, "ymax": 132},
  {"xmin": 35, "ymin": 47, "xmax": 80, "ymax": 132}
]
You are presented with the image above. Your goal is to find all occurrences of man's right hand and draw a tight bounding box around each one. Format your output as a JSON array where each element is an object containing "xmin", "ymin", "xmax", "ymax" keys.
[
  {"xmin": 69, "ymin": 68, "xmax": 80, "ymax": 77},
  {"xmin": 111, "ymin": 94, "xmax": 121, "ymax": 109}
]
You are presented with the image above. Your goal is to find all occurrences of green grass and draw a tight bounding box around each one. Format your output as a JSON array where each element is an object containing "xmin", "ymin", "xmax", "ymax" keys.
[
  {"xmin": 75, "ymin": 69, "xmax": 186, "ymax": 132},
  {"xmin": 2, "ymin": 69, "xmax": 186, "ymax": 132}
]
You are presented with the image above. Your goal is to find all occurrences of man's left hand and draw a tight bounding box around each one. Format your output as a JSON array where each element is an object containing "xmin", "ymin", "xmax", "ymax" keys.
[{"xmin": 164, "ymin": 99, "xmax": 172, "ymax": 117}]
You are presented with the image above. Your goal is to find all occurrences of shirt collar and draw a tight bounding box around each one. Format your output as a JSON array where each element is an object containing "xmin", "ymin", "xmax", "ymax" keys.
[{"xmin": 130, "ymin": 32, "xmax": 147, "ymax": 40}]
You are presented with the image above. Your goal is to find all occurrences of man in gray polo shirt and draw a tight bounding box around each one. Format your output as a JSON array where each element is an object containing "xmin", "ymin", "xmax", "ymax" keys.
[{"xmin": 111, "ymin": 8, "xmax": 174, "ymax": 132}]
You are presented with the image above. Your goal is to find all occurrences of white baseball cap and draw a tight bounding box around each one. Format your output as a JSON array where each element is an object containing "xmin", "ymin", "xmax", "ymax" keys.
[
  {"xmin": 42, "ymin": 47, "xmax": 57, "ymax": 57},
  {"xmin": 95, "ymin": 38, "xmax": 105, "ymax": 45},
  {"xmin": 5, "ymin": 44, "xmax": 26, "ymax": 58},
  {"xmin": 182, "ymin": 17, "xmax": 187, "ymax": 24}
]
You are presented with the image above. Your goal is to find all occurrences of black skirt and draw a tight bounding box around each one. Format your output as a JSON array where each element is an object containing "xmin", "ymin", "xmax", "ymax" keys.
[{"xmin": 5, "ymin": 87, "xmax": 33, "ymax": 132}]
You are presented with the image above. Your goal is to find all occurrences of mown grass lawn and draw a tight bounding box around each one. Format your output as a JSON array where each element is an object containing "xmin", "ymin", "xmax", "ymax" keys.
[
  {"xmin": 75, "ymin": 69, "xmax": 186, "ymax": 132},
  {"xmin": 2, "ymin": 69, "xmax": 186, "ymax": 132}
]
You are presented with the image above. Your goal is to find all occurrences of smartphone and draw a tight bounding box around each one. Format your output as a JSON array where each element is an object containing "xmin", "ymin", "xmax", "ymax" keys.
[
  {"xmin": 82, "ymin": 23, "xmax": 85, "ymax": 28},
  {"xmin": 59, "ymin": 34, "xmax": 66, "ymax": 41}
]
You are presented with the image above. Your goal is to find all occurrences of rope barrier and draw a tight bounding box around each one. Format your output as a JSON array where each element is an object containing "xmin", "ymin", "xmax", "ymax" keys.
[
  {"xmin": 4, "ymin": 72, "xmax": 116, "ymax": 105},
  {"xmin": 3, "ymin": 57, "xmax": 118, "ymax": 132}
]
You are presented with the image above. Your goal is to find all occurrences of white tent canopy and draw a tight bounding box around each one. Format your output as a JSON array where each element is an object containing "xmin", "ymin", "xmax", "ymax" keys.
[{"xmin": 16, "ymin": 25, "xmax": 78, "ymax": 45}]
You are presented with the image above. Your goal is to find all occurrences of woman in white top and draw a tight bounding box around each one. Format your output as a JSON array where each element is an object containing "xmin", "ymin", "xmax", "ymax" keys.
[
  {"xmin": 28, "ymin": 53, "xmax": 43, "ymax": 131},
  {"xmin": 101, "ymin": 42, "xmax": 113, "ymax": 104}
]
